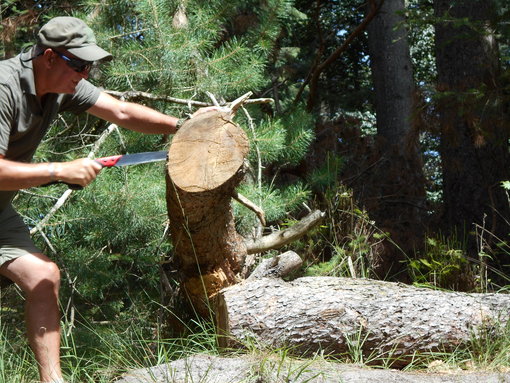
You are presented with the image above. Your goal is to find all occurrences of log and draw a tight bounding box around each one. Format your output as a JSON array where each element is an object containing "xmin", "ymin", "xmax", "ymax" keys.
[
  {"xmin": 216, "ymin": 277, "xmax": 510, "ymax": 367},
  {"xmin": 168, "ymin": 110, "xmax": 249, "ymax": 193},
  {"xmin": 247, "ymin": 250, "xmax": 303, "ymax": 280},
  {"xmin": 166, "ymin": 109, "xmax": 249, "ymax": 315},
  {"xmin": 115, "ymin": 353, "xmax": 510, "ymax": 383}
]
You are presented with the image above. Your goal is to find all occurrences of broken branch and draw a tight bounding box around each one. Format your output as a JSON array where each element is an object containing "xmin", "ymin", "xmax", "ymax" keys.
[
  {"xmin": 244, "ymin": 210, "xmax": 325, "ymax": 254},
  {"xmin": 232, "ymin": 191, "xmax": 266, "ymax": 227}
]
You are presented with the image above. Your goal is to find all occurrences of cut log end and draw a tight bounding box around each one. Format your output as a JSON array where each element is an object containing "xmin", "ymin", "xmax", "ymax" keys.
[{"xmin": 168, "ymin": 110, "xmax": 249, "ymax": 193}]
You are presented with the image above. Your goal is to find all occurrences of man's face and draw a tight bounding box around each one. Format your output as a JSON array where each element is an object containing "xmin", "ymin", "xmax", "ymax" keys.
[{"xmin": 45, "ymin": 49, "xmax": 92, "ymax": 94}]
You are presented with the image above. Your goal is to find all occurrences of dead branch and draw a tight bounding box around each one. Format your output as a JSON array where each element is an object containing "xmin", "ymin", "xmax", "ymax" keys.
[
  {"xmin": 244, "ymin": 210, "xmax": 325, "ymax": 254},
  {"xmin": 240, "ymin": 105, "xmax": 264, "ymax": 239},
  {"xmin": 228, "ymin": 91, "xmax": 253, "ymax": 115},
  {"xmin": 232, "ymin": 191, "xmax": 266, "ymax": 227},
  {"xmin": 30, "ymin": 123, "xmax": 120, "ymax": 235}
]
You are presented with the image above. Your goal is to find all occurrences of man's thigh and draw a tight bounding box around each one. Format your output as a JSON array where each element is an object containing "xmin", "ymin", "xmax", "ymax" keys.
[{"xmin": 0, "ymin": 205, "xmax": 42, "ymax": 286}]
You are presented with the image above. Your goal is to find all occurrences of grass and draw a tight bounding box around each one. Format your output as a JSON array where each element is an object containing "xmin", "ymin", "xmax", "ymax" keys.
[
  {"xmin": 0, "ymin": 326, "xmax": 36, "ymax": 383},
  {"xmin": 0, "ymin": 295, "xmax": 220, "ymax": 383}
]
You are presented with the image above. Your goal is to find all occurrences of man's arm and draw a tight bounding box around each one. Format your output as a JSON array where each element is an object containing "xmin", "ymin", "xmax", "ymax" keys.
[
  {"xmin": 87, "ymin": 92, "xmax": 180, "ymax": 134},
  {"xmin": 0, "ymin": 155, "xmax": 101, "ymax": 191}
]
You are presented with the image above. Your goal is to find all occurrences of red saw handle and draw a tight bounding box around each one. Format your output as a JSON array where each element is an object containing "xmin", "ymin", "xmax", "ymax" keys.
[
  {"xmin": 95, "ymin": 155, "xmax": 123, "ymax": 167},
  {"xmin": 41, "ymin": 156, "xmax": 120, "ymax": 189}
]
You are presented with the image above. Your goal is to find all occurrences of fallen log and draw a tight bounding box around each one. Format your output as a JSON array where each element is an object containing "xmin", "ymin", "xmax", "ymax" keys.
[
  {"xmin": 216, "ymin": 277, "xmax": 510, "ymax": 367},
  {"xmin": 115, "ymin": 353, "xmax": 510, "ymax": 383}
]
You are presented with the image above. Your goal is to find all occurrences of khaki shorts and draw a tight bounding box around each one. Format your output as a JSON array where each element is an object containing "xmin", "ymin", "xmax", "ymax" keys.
[{"xmin": 0, "ymin": 204, "xmax": 41, "ymax": 285}]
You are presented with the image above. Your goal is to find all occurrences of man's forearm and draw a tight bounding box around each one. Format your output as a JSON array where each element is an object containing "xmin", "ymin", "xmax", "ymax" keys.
[
  {"xmin": 0, "ymin": 157, "xmax": 102, "ymax": 190},
  {"xmin": 115, "ymin": 101, "xmax": 179, "ymax": 134},
  {"xmin": 88, "ymin": 92, "xmax": 179, "ymax": 135},
  {"xmin": 0, "ymin": 158, "xmax": 56, "ymax": 190}
]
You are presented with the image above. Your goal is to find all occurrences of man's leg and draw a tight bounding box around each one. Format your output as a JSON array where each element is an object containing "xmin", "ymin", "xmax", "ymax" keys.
[{"xmin": 0, "ymin": 252, "xmax": 63, "ymax": 382}]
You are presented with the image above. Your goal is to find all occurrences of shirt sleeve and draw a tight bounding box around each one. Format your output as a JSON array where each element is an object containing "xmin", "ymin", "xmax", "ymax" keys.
[
  {"xmin": 0, "ymin": 85, "xmax": 15, "ymax": 156},
  {"xmin": 59, "ymin": 79, "xmax": 101, "ymax": 115}
]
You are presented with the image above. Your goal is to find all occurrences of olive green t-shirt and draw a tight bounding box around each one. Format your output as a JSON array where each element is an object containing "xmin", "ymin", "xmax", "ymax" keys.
[{"xmin": 0, "ymin": 47, "xmax": 101, "ymax": 211}]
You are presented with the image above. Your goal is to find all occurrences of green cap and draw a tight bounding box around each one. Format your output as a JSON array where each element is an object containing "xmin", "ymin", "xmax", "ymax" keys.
[{"xmin": 37, "ymin": 16, "xmax": 112, "ymax": 62}]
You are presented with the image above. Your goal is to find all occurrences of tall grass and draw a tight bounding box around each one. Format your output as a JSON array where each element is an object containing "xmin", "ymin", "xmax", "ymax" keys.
[
  {"xmin": 0, "ymin": 295, "xmax": 219, "ymax": 383},
  {"xmin": 0, "ymin": 325, "xmax": 37, "ymax": 383}
]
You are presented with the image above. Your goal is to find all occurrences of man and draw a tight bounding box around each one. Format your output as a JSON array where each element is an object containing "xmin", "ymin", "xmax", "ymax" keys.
[{"xmin": 0, "ymin": 16, "xmax": 205, "ymax": 383}]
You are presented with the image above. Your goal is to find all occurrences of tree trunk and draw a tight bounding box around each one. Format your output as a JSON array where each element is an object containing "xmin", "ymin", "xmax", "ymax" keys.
[
  {"xmin": 368, "ymin": 0, "xmax": 414, "ymax": 143},
  {"xmin": 216, "ymin": 277, "xmax": 510, "ymax": 368},
  {"xmin": 364, "ymin": 0, "xmax": 426, "ymax": 279},
  {"xmin": 434, "ymin": 0, "xmax": 510, "ymax": 267},
  {"xmin": 165, "ymin": 110, "xmax": 249, "ymax": 316}
]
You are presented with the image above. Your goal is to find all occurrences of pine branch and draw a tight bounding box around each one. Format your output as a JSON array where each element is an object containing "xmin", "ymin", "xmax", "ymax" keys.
[{"xmin": 104, "ymin": 90, "xmax": 273, "ymax": 107}]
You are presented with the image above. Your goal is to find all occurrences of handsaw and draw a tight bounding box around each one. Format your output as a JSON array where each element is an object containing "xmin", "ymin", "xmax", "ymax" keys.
[{"xmin": 43, "ymin": 150, "xmax": 167, "ymax": 189}]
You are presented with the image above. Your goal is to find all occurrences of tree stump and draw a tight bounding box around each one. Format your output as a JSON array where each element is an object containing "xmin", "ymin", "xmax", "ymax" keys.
[
  {"xmin": 166, "ymin": 109, "xmax": 249, "ymax": 316},
  {"xmin": 216, "ymin": 276, "xmax": 510, "ymax": 367}
]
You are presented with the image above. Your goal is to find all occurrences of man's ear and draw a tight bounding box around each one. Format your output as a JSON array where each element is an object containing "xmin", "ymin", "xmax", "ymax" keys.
[{"xmin": 42, "ymin": 48, "xmax": 55, "ymax": 66}]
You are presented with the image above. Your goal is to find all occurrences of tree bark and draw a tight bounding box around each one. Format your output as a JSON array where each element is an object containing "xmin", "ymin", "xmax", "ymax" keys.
[
  {"xmin": 434, "ymin": 0, "xmax": 510, "ymax": 266},
  {"xmin": 246, "ymin": 250, "xmax": 303, "ymax": 280},
  {"xmin": 368, "ymin": 0, "xmax": 414, "ymax": 143},
  {"xmin": 364, "ymin": 0, "xmax": 426, "ymax": 279},
  {"xmin": 166, "ymin": 110, "xmax": 249, "ymax": 316},
  {"xmin": 216, "ymin": 277, "xmax": 510, "ymax": 368}
]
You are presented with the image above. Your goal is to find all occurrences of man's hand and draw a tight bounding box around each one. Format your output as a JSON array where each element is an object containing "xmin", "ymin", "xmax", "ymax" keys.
[
  {"xmin": 55, "ymin": 158, "xmax": 102, "ymax": 187},
  {"xmin": 0, "ymin": 157, "xmax": 101, "ymax": 190}
]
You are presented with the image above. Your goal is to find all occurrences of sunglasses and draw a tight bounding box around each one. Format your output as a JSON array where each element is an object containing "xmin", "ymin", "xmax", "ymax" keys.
[{"xmin": 52, "ymin": 50, "xmax": 93, "ymax": 73}]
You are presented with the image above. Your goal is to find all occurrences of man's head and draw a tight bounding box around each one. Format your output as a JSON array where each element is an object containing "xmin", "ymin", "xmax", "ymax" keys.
[
  {"xmin": 37, "ymin": 17, "xmax": 112, "ymax": 62},
  {"xmin": 32, "ymin": 17, "xmax": 112, "ymax": 96}
]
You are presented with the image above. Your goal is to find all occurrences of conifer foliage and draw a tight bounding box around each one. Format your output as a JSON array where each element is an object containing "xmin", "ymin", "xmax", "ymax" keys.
[{"xmin": 3, "ymin": 0, "xmax": 316, "ymax": 319}]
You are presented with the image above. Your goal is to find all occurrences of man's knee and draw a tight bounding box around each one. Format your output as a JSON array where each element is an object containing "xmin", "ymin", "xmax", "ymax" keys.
[
  {"xmin": 28, "ymin": 261, "xmax": 61, "ymax": 292},
  {"xmin": 0, "ymin": 252, "xmax": 61, "ymax": 294},
  {"xmin": 19, "ymin": 258, "xmax": 61, "ymax": 295},
  {"xmin": 35, "ymin": 260, "xmax": 61, "ymax": 283}
]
